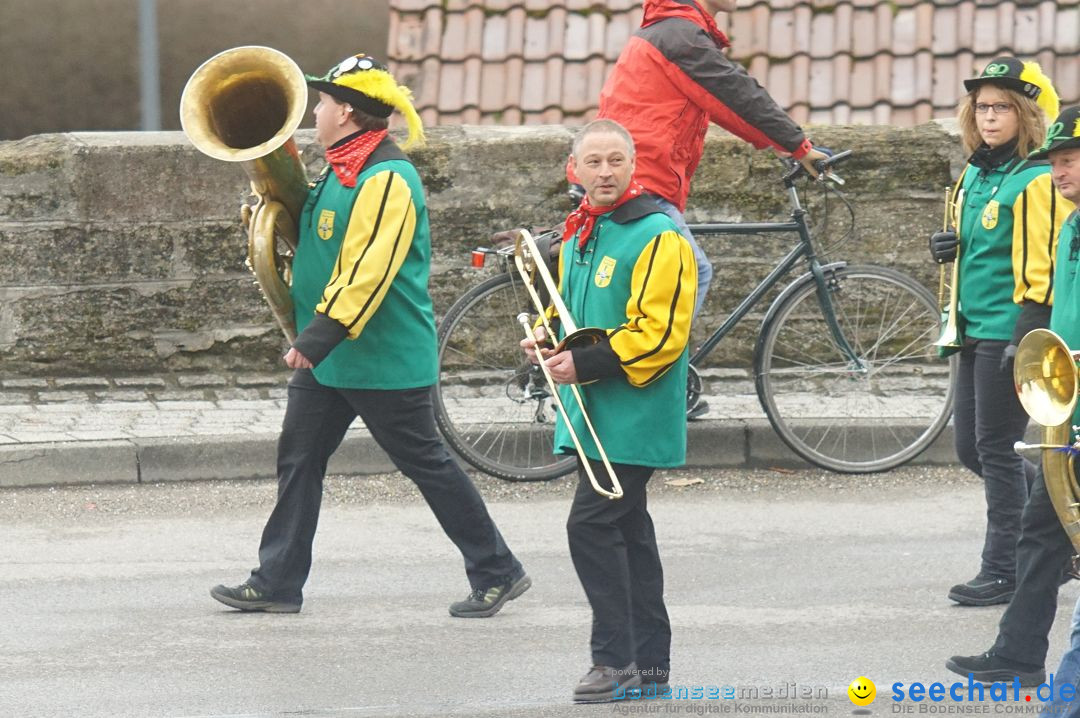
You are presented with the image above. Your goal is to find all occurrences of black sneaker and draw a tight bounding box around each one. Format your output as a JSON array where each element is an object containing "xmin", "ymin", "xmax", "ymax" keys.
[
  {"xmin": 947, "ymin": 575, "xmax": 1015, "ymax": 606},
  {"xmin": 573, "ymin": 663, "xmax": 642, "ymax": 703},
  {"xmin": 687, "ymin": 400, "xmax": 709, "ymax": 421},
  {"xmin": 209, "ymin": 582, "xmax": 301, "ymax": 613},
  {"xmin": 448, "ymin": 573, "xmax": 531, "ymax": 618},
  {"xmin": 945, "ymin": 651, "xmax": 1044, "ymax": 687}
]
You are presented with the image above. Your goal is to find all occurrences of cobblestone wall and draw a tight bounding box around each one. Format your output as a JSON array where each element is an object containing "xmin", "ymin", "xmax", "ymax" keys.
[{"xmin": 0, "ymin": 123, "xmax": 965, "ymax": 378}]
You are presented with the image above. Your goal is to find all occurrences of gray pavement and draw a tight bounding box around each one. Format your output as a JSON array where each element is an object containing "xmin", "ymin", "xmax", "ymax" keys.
[
  {"xmin": 0, "ymin": 371, "xmax": 967, "ymax": 488},
  {"xmin": 0, "ymin": 465, "xmax": 1075, "ymax": 717}
]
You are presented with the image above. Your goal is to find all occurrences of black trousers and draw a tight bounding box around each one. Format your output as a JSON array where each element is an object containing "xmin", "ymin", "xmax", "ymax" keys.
[
  {"xmin": 566, "ymin": 459, "xmax": 670, "ymax": 677},
  {"xmin": 953, "ymin": 339, "xmax": 1036, "ymax": 579},
  {"xmin": 992, "ymin": 466, "xmax": 1074, "ymax": 666},
  {"xmin": 247, "ymin": 369, "xmax": 522, "ymax": 604}
]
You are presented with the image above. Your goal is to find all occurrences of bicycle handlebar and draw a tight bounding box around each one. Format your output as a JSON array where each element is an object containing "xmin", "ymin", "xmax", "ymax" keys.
[{"xmin": 781, "ymin": 149, "xmax": 853, "ymax": 186}]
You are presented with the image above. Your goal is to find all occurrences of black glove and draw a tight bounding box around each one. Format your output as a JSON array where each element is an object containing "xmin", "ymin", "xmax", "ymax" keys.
[
  {"xmin": 929, "ymin": 230, "xmax": 958, "ymax": 264},
  {"xmin": 1000, "ymin": 343, "xmax": 1017, "ymax": 372},
  {"xmin": 1003, "ymin": 301, "xmax": 1053, "ymax": 371}
]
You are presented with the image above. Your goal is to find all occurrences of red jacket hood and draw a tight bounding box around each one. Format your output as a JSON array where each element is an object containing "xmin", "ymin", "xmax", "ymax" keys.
[{"xmin": 642, "ymin": 0, "xmax": 730, "ymax": 48}]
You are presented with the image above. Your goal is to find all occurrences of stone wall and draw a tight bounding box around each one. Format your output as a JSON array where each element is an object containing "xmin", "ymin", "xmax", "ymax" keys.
[{"xmin": 0, "ymin": 123, "xmax": 965, "ymax": 377}]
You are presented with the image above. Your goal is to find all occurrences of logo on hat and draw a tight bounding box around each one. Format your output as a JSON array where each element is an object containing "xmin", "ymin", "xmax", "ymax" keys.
[{"xmin": 984, "ymin": 63, "xmax": 1010, "ymax": 77}]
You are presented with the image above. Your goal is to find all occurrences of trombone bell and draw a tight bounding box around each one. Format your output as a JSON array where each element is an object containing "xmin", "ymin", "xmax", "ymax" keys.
[{"xmin": 1014, "ymin": 328, "xmax": 1080, "ymax": 427}]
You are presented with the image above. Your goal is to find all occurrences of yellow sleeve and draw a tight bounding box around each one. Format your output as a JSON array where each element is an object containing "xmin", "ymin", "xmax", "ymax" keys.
[
  {"xmin": 317, "ymin": 170, "xmax": 416, "ymax": 339},
  {"xmin": 608, "ymin": 230, "xmax": 697, "ymax": 387},
  {"xmin": 1012, "ymin": 173, "xmax": 1074, "ymax": 305}
]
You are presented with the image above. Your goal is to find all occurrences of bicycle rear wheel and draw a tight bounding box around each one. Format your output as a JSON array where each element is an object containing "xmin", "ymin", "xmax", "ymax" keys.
[
  {"xmin": 435, "ymin": 272, "xmax": 576, "ymax": 481},
  {"xmin": 754, "ymin": 264, "xmax": 954, "ymax": 473}
]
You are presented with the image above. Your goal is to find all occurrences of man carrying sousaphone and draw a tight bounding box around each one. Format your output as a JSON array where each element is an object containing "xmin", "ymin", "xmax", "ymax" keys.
[
  {"xmin": 209, "ymin": 52, "xmax": 530, "ymax": 618},
  {"xmin": 947, "ymin": 106, "xmax": 1080, "ymax": 689},
  {"xmin": 1034, "ymin": 104, "xmax": 1080, "ymax": 716},
  {"xmin": 520, "ymin": 119, "xmax": 697, "ymax": 702}
]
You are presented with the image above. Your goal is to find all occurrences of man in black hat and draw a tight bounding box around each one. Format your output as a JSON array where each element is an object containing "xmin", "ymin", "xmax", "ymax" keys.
[
  {"xmin": 946, "ymin": 105, "xmax": 1080, "ymax": 687},
  {"xmin": 209, "ymin": 53, "xmax": 530, "ymax": 617},
  {"xmin": 1037, "ymin": 105, "xmax": 1080, "ymax": 713}
]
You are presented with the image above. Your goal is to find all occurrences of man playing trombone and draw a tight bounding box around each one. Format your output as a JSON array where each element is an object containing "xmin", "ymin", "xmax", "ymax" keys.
[{"xmin": 521, "ymin": 119, "xmax": 697, "ymax": 703}]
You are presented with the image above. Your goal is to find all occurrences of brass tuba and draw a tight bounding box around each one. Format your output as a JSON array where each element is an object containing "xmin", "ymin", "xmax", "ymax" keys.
[
  {"xmin": 1013, "ymin": 328, "xmax": 1080, "ymax": 560},
  {"xmin": 180, "ymin": 46, "xmax": 309, "ymax": 342}
]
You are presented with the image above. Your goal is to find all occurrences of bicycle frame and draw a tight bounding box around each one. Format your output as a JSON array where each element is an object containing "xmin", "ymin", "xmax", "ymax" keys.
[{"xmin": 686, "ymin": 180, "xmax": 864, "ymax": 370}]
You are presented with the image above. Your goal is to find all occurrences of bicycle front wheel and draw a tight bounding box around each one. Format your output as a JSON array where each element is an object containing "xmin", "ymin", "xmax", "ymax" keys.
[
  {"xmin": 754, "ymin": 265, "xmax": 955, "ymax": 473},
  {"xmin": 435, "ymin": 272, "xmax": 577, "ymax": 482}
]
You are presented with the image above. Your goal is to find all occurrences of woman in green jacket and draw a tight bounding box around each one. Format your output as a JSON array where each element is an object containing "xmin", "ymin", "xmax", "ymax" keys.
[{"xmin": 929, "ymin": 57, "xmax": 1073, "ymax": 607}]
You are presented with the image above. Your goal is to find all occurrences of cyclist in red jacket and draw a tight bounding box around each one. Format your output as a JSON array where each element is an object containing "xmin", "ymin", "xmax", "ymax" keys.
[{"xmin": 594, "ymin": 0, "xmax": 828, "ymax": 320}]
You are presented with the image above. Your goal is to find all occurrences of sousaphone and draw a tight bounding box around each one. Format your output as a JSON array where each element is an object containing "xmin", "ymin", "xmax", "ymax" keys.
[{"xmin": 180, "ymin": 46, "xmax": 309, "ymax": 341}]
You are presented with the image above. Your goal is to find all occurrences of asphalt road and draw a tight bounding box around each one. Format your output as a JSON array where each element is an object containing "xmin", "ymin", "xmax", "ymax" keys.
[{"xmin": 1, "ymin": 465, "xmax": 1075, "ymax": 717}]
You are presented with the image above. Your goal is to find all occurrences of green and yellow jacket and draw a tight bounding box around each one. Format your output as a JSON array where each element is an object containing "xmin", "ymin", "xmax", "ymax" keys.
[
  {"xmin": 289, "ymin": 136, "xmax": 438, "ymax": 390},
  {"xmin": 548, "ymin": 195, "xmax": 697, "ymax": 468},
  {"xmin": 954, "ymin": 142, "xmax": 1074, "ymax": 341}
]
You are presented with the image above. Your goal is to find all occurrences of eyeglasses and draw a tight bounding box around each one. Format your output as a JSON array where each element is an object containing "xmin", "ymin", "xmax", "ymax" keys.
[{"xmin": 974, "ymin": 103, "xmax": 1013, "ymax": 115}]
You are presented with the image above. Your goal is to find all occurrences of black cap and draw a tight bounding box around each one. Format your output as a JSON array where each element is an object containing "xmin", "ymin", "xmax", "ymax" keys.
[
  {"xmin": 305, "ymin": 54, "xmax": 394, "ymax": 118},
  {"xmin": 963, "ymin": 57, "xmax": 1042, "ymax": 101},
  {"xmin": 1029, "ymin": 106, "xmax": 1080, "ymax": 160}
]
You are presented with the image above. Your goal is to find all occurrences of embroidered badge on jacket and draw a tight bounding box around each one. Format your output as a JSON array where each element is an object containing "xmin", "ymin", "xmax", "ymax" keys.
[
  {"xmin": 595, "ymin": 256, "xmax": 617, "ymax": 288},
  {"xmin": 317, "ymin": 209, "xmax": 335, "ymax": 240},
  {"xmin": 981, "ymin": 201, "xmax": 999, "ymax": 230}
]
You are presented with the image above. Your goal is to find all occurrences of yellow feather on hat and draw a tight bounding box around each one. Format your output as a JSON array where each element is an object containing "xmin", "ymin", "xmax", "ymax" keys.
[
  {"xmin": 1019, "ymin": 61, "xmax": 1060, "ymax": 119},
  {"xmin": 334, "ymin": 68, "xmax": 425, "ymax": 150}
]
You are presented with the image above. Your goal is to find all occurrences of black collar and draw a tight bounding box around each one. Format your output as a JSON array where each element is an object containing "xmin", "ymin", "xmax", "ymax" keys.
[
  {"xmin": 608, "ymin": 194, "xmax": 665, "ymax": 224},
  {"xmin": 328, "ymin": 129, "xmax": 367, "ymax": 150},
  {"xmin": 969, "ymin": 138, "xmax": 1020, "ymax": 173}
]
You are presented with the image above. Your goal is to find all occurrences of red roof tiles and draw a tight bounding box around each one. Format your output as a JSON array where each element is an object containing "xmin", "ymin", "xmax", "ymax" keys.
[{"xmin": 389, "ymin": 0, "xmax": 1080, "ymax": 127}]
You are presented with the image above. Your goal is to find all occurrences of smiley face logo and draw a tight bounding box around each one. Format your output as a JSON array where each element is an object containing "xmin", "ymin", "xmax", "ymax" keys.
[{"xmin": 848, "ymin": 676, "xmax": 876, "ymax": 707}]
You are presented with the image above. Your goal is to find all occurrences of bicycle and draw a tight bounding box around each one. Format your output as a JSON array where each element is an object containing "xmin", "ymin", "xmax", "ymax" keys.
[{"xmin": 434, "ymin": 151, "xmax": 955, "ymax": 479}]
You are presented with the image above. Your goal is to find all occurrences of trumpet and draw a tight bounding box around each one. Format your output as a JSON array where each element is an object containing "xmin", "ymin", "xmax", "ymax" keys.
[
  {"xmin": 1012, "ymin": 328, "xmax": 1080, "ymax": 561},
  {"xmin": 513, "ymin": 229, "xmax": 623, "ymax": 500},
  {"xmin": 935, "ymin": 185, "xmax": 964, "ymax": 349}
]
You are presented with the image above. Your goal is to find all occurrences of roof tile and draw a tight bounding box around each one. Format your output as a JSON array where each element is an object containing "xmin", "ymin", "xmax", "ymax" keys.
[
  {"xmin": 932, "ymin": 6, "xmax": 959, "ymax": 55},
  {"xmin": 482, "ymin": 14, "xmax": 508, "ymax": 61},
  {"xmin": 523, "ymin": 16, "xmax": 548, "ymax": 61},
  {"xmin": 562, "ymin": 62, "xmax": 590, "ymax": 113},
  {"xmin": 809, "ymin": 13, "xmax": 835, "ymax": 60},
  {"xmin": 1011, "ymin": 6, "xmax": 1041, "ymax": 55},
  {"xmin": 892, "ymin": 7, "xmax": 917, "ymax": 56},
  {"xmin": 851, "ymin": 8, "xmax": 876, "ymax": 57},
  {"xmin": 479, "ymin": 62, "xmax": 507, "ymax": 112},
  {"xmin": 442, "ymin": 13, "xmax": 467, "ymax": 61},
  {"xmin": 972, "ymin": 6, "xmax": 999, "ymax": 55},
  {"xmin": 1056, "ymin": 6, "xmax": 1080, "ymax": 52},
  {"xmin": 438, "ymin": 63, "xmax": 464, "ymax": 113},
  {"xmin": 564, "ymin": 13, "xmax": 590, "ymax": 61}
]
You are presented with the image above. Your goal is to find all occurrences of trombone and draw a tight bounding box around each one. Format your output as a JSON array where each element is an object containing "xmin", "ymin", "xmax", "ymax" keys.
[
  {"xmin": 513, "ymin": 229, "xmax": 623, "ymax": 500},
  {"xmin": 935, "ymin": 185, "xmax": 964, "ymax": 349}
]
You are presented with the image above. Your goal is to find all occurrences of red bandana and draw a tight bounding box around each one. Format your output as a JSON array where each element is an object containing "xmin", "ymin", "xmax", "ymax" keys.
[
  {"xmin": 324, "ymin": 130, "xmax": 389, "ymax": 188},
  {"xmin": 562, "ymin": 180, "xmax": 646, "ymax": 250}
]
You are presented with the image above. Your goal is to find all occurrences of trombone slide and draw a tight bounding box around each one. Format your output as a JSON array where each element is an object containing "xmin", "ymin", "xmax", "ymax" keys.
[{"xmin": 513, "ymin": 229, "xmax": 623, "ymax": 500}]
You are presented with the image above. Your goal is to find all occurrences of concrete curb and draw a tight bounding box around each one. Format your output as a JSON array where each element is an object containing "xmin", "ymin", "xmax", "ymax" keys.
[{"xmin": 0, "ymin": 419, "xmax": 971, "ymax": 489}]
